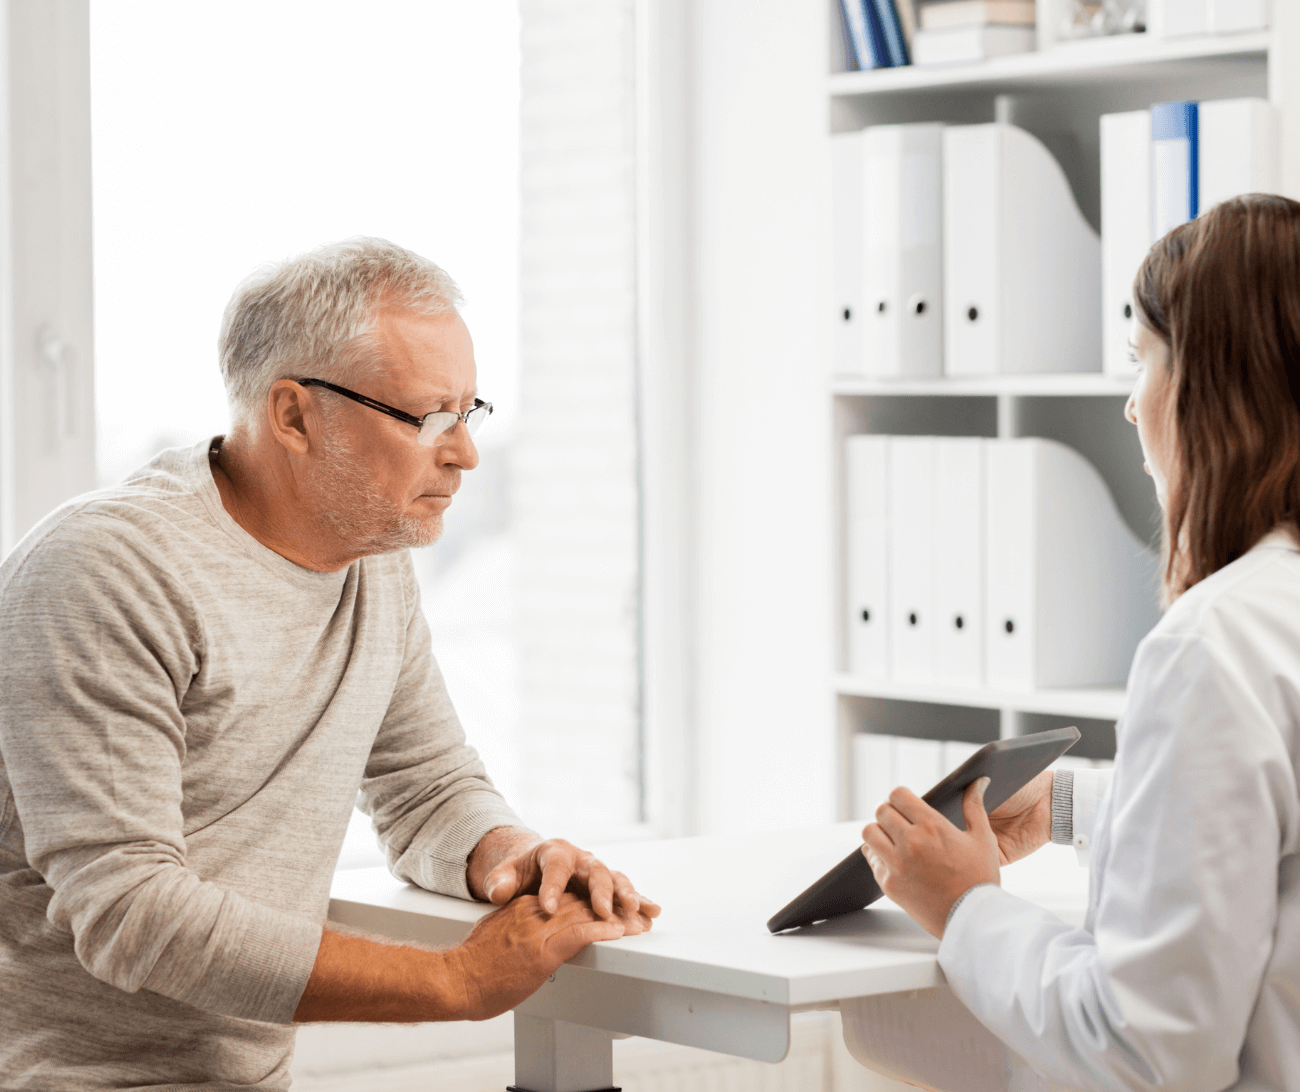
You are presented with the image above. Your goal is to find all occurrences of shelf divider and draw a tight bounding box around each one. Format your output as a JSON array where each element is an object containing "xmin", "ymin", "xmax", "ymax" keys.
[
  {"xmin": 835, "ymin": 674, "xmax": 1128, "ymax": 720},
  {"xmin": 828, "ymin": 30, "xmax": 1270, "ymax": 99}
]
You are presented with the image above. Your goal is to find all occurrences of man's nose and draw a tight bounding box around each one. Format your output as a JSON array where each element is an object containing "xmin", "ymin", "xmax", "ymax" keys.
[{"xmin": 438, "ymin": 423, "xmax": 479, "ymax": 470}]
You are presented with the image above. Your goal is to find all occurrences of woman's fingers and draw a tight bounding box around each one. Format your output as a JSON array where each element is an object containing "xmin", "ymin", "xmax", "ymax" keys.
[
  {"xmin": 885, "ymin": 785, "xmax": 929, "ymax": 823},
  {"xmin": 862, "ymin": 821, "xmax": 894, "ymax": 858},
  {"xmin": 875, "ymin": 801, "xmax": 910, "ymax": 839},
  {"xmin": 861, "ymin": 826, "xmax": 894, "ymax": 883},
  {"xmin": 962, "ymin": 777, "xmax": 993, "ymax": 836}
]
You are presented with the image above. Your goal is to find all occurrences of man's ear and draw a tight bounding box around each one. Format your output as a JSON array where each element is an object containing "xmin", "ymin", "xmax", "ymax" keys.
[{"xmin": 265, "ymin": 380, "xmax": 315, "ymax": 456}]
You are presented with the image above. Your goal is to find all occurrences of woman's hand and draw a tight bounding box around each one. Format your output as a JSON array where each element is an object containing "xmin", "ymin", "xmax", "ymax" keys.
[
  {"xmin": 987, "ymin": 769, "xmax": 1054, "ymax": 866},
  {"xmin": 862, "ymin": 778, "xmax": 1001, "ymax": 938}
]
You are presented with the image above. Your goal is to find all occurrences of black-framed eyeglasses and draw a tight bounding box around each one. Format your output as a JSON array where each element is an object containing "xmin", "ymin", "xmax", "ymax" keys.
[{"xmin": 297, "ymin": 378, "xmax": 492, "ymax": 448}]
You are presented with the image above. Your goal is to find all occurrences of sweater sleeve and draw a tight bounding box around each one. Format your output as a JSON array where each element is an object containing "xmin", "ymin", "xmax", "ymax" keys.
[
  {"xmin": 0, "ymin": 516, "xmax": 322, "ymax": 1025},
  {"xmin": 937, "ymin": 633, "xmax": 1293, "ymax": 1092},
  {"xmin": 358, "ymin": 556, "xmax": 527, "ymax": 900}
]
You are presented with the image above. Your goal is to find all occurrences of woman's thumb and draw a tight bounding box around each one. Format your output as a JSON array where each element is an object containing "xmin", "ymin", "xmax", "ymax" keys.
[{"xmin": 963, "ymin": 777, "xmax": 993, "ymax": 834}]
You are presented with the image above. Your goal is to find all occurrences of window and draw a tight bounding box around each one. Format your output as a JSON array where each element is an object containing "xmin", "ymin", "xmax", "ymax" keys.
[{"xmin": 91, "ymin": 0, "xmax": 644, "ymax": 852}]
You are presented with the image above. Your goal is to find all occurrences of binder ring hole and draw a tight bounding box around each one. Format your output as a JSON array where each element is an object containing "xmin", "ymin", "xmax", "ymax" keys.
[
  {"xmin": 908, "ymin": 612, "xmax": 918, "ymax": 626},
  {"xmin": 967, "ymin": 306, "xmax": 979, "ymax": 322},
  {"xmin": 843, "ymin": 307, "xmax": 852, "ymax": 322},
  {"xmin": 914, "ymin": 300, "xmax": 926, "ymax": 315},
  {"xmin": 954, "ymin": 615, "xmax": 964, "ymax": 630},
  {"xmin": 876, "ymin": 300, "xmax": 887, "ymax": 314},
  {"xmin": 1123, "ymin": 302, "xmax": 1133, "ymax": 320},
  {"xmin": 1004, "ymin": 619, "xmax": 1015, "ymax": 634},
  {"xmin": 861, "ymin": 609, "xmax": 870, "ymax": 623}
]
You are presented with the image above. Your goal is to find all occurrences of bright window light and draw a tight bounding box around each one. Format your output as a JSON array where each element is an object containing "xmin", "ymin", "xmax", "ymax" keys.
[{"xmin": 90, "ymin": 1, "xmax": 523, "ymax": 864}]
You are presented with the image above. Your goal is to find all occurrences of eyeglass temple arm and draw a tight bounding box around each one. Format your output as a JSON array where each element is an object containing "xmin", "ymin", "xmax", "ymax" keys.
[{"xmin": 297, "ymin": 378, "xmax": 424, "ymax": 428}]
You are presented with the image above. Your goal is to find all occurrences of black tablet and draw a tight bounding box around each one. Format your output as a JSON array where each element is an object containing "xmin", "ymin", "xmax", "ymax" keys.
[{"xmin": 766, "ymin": 726, "xmax": 1081, "ymax": 934}]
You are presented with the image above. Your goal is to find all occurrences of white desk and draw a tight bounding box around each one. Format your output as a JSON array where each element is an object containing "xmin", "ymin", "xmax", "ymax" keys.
[{"xmin": 328, "ymin": 823, "xmax": 1088, "ymax": 1092}]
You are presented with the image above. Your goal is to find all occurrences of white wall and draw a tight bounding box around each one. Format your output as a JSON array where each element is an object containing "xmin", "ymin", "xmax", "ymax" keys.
[
  {"xmin": 686, "ymin": 0, "xmax": 836, "ymax": 834},
  {"xmin": 0, "ymin": 0, "xmax": 96, "ymax": 552}
]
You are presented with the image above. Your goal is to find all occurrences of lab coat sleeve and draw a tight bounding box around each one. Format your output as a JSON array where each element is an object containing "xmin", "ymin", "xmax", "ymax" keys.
[
  {"xmin": 1072, "ymin": 768, "xmax": 1113, "ymax": 866},
  {"xmin": 937, "ymin": 632, "xmax": 1292, "ymax": 1092}
]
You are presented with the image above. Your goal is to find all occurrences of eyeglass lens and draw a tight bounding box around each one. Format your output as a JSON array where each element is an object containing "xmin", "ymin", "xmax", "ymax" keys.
[{"xmin": 417, "ymin": 404, "xmax": 490, "ymax": 447}]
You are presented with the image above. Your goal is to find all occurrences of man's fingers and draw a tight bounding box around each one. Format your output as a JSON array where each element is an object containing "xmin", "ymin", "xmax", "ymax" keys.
[
  {"xmin": 610, "ymin": 872, "xmax": 640, "ymax": 915},
  {"xmin": 484, "ymin": 864, "xmax": 520, "ymax": 906},
  {"xmin": 633, "ymin": 894, "xmax": 661, "ymax": 918},
  {"xmin": 563, "ymin": 918, "xmax": 626, "ymax": 949},
  {"xmin": 586, "ymin": 862, "xmax": 616, "ymax": 920},
  {"xmin": 962, "ymin": 777, "xmax": 993, "ymax": 835},
  {"xmin": 537, "ymin": 854, "xmax": 571, "ymax": 915}
]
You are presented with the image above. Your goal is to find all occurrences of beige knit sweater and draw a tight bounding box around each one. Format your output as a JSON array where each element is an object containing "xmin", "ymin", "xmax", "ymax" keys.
[{"xmin": 0, "ymin": 439, "xmax": 521, "ymax": 1090}]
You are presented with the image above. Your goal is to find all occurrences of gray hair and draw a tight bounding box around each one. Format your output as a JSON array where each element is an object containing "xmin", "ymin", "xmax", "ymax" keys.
[{"xmin": 218, "ymin": 237, "xmax": 463, "ymax": 425}]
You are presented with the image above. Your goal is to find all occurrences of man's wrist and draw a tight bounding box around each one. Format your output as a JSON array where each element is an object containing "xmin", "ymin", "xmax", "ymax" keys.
[
  {"xmin": 434, "ymin": 944, "xmax": 476, "ymax": 1021},
  {"xmin": 295, "ymin": 928, "xmax": 472, "ymax": 1023}
]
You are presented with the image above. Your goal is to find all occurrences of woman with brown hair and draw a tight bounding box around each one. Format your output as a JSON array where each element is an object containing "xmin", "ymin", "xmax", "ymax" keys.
[{"xmin": 860, "ymin": 194, "xmax": 1300, "ymax": 1091}]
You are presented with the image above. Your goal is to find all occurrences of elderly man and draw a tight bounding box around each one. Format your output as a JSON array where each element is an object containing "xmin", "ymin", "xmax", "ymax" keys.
[{"xmin": 0, "ymin": 238, "xmax": 657, "ymax": 1089}]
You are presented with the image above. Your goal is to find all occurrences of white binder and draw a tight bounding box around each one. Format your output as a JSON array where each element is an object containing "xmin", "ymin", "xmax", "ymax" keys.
[
  {"xmin": 862, "ymin": 123, "xmax": 944, "ymax": 378},
  {"xmin": 895, "ymin": 736, "xmax": 943, "ymax": 794},
  {"xmin": 984, "ymin": 439, "xmax": 1159, "ymax": 690},
  {"xmin": 846, "ymin": 436, "xmax": 890, "ymax": 679},
  {"xmin": 1101, "ymin": 110, "xmax": 1152, "ymax": 377},
  {"xmin": 831, "ymin": 131, "xmax": 865, "ymax": 376},
  {"xmin": 1150, "ymin": 0, "xmax": 1209, "ymax": 36},
  {"xmin": 1199, "ymin": 98, "xmax": 1278, "ymax": 212},
  {"xmin": 934, "ymin": 438, "xmax": 984, "ymax": 687},
  {"xmin": 944, "ymin": 123, "xmax": 1101, "ymax": 375},
  {"xmin": 852, "ymin": 733, "xmax": 896, "ymax": 820},
  {"xmin": 888, "ymin": 437, "xmax": 936, "ymax": 683},
  {"xmin": 942, "ymin": 739, "xmax": 982, "ymax": 777},
  {"xmin": 1210, "ymin": 0, "xmax": 1267, "ymax": 32}
]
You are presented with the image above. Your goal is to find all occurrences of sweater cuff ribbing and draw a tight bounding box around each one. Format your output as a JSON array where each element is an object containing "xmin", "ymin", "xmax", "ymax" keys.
[{"xmin": 1050, "ymin": 769, "xmax": 1074, "ymax": 846}]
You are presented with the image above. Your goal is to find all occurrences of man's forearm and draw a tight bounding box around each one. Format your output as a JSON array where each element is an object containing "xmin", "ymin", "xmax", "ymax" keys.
[{"xmin": 293, "ymin": 927, "xmax": 466, "ymax": 1023}]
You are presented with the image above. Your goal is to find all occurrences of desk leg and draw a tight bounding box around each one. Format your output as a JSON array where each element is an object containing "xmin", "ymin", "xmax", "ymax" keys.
[{"xmin": 508, "ymin": 1012, "xmax": 620, "ymax": 1092}]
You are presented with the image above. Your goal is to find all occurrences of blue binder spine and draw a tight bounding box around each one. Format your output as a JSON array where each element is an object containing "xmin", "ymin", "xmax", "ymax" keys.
[
  {"xmin": 1151, "ymin": 101, "xmax": 1199, "ymax": 239},
  {"xmin": 836, "ymin": 0, "xmax": 861, "ymax": 70},
  {"xmin": 871, "ymin": 0, "xmax": 910, "ymax": 66},
  {"xmin": 839, "ymin": 0, "xmax": 871, "ymax": 70},
  {"xmin": 861, "ymin": 0, "xmax": 891, "ymax": 68}
]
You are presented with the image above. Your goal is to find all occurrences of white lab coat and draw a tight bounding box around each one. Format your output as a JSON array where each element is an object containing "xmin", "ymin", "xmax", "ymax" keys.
[{"xmin": 939, "ymin": 529, "xmax": 1300, "ymax": 1092}]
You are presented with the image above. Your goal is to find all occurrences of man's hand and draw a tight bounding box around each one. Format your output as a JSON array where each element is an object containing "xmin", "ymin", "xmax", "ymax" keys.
[
  {"xmin": 987, "ymin": 769, "xmax": 1054, "ymax": 865},
  {"xmin": 861, "ymin": 778, "xmax": 1001, "ymax": 938},
  {"xmin": 467, "ymin": 827, "xmax": 661, "ymax": 935},
  {"xmin": 294, "ymin": 894, "xmax": 623, "ymax": 1024},
  {"xmin": 449, "ymin": 892, "xmax": 625, "ymax": 1021}
]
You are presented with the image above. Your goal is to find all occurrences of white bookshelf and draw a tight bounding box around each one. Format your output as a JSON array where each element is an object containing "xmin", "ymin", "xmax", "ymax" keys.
[
  {"xmin": 835, "ymin": 675, "xmax": 1127, "ymax": 721},
  {"xmin": 833, "ymin": 373, "xmax": 1134, "ymax": 397},
  {"xmin": 829, "ymin": 17, "xmax": 1295, "ymax": 819},
  {"xmin": 828, "ymin": 29, "xmax": 1270, "ymax": 97}
]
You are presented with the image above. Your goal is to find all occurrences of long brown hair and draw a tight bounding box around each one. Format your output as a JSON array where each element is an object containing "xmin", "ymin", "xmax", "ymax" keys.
[{"xmin": 1133, "ymin": 194, "xmax": 1300, "ymax": 602}]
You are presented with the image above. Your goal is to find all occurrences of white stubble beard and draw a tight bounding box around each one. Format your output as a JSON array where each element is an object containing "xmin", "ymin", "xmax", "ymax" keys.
[{"xmin": 306, "ymin": 427, "xmax": 443, "ymax": 556}]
